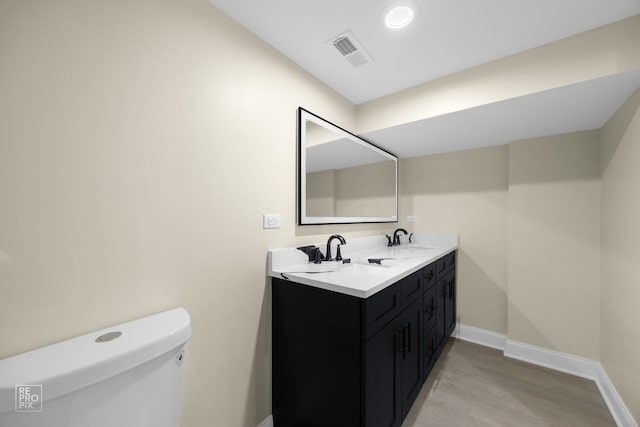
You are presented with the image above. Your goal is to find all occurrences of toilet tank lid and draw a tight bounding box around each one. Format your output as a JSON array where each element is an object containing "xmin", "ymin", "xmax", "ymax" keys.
[{"xmin": 0, "ymin": 307, "xmax": 191, "ymax": 411}]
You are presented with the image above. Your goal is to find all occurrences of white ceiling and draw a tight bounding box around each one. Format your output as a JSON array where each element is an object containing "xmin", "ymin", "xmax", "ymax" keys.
[
  {"xmin": 208, "ymin": 0, "xmax": 640, "ymax": 104},
  {"xmin": 306, "ymin": 137, "xmax": 392, "ymax": 173},
  {"xmin": 208, "ymin": 0, "xmax": 640, "ymax": 158}
]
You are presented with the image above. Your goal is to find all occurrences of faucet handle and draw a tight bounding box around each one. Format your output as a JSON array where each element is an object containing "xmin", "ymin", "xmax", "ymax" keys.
[
  {"xmin": 335, "ymin": 244, "xmax": 343, "ymax": 261},
  {"xmin": 297, "ymin": 245, "xmax": 324, "ymax": 263},
  {"xmin": 385, "ymin": 235, "xmax": 392, "ymax": 247}
]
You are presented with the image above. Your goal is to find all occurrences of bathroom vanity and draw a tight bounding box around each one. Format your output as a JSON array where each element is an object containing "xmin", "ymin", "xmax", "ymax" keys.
[{"xmin": 268, "ymin": 234, "xmax": 457, "ymax": 427}]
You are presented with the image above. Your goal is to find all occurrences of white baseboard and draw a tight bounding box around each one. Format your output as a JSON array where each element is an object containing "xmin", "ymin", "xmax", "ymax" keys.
[
  {"xmin": 503, "ymin": 339, "xmax": 600, "ymax": 380},
  {"xmin": 596, "ymin": 365, "xmax": 639, "ymax": 427},
  {"xmin": 257, "ymin": 415, "xmax": 273, "ymax": 427},
  {"xmin": 455, "ymin": 323, "xmax": 507, "ymax": 350},
  {"xmin": 455, "ymin": 322, "xmax": 637, "ymax": 427}
]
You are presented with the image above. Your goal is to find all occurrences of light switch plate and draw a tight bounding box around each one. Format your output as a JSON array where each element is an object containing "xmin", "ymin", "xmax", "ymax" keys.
[
  {"xmin": 263, "ymin": 214, "xmax": 281, "ymax": 229},
  {"xmin": 407, "ymin": 215, "xmax": 417, "ymax": 223}
]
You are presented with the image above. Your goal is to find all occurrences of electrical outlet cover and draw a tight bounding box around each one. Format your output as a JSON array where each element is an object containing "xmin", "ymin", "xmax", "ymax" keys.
[{"xmin": 263, "ymin": 214, "xmax": 281, "ymax": 229}]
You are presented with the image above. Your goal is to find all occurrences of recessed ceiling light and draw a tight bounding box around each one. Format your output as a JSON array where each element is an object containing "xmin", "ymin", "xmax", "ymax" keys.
[{"xmin": 385, "ymin": 5, "xmax": 415, "ymax": 29}]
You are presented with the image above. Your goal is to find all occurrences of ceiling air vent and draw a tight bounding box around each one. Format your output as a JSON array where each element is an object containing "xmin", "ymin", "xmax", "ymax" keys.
[
  {"xmin": 333, "ymin": 37, "xmax": 358, "ymax": 56},
  {"xmin": 328, "ymin": 30, "xmax": 374, "ymax": 68}
]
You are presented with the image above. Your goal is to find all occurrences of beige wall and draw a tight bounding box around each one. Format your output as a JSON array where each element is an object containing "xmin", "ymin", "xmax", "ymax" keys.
[
  {"xmin": 507, "ymin": 132, "xmax": 601, "ymax": 360},
  {"xmin": 0, "ymin": 1, "xmax": 363, "ymax": 426},
  {"xmin": 306, "ymin": 170, "xmax": 337, "ymax": 217},
  {"xmin": 399, "ymin": 146, "xmax": 509, "ymax": 334},
  {"xmin": 336, "ymin": 161, "xmax": 396, "ymax": 217},
  {"xmin": 600, "ymin": 88, "xmax": 640, "ymax": 421},
  {"xmin": 399, "ymin": 131, "xmax": 603, "ymax": 362},
  {"xmin": 306, "ymin": 161, "xmax": 396, "ymax": 218}
]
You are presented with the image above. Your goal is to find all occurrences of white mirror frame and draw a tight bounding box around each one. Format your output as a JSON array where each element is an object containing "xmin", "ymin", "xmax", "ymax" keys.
[{"xmin": 298, "ymin": 107, "xmax": 398, "ymax": 225}]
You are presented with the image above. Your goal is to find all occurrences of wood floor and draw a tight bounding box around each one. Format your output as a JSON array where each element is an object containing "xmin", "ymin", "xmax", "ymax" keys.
[{"xmin": 403, "ymin": 339, "xmax": 616, "ymax": 427}]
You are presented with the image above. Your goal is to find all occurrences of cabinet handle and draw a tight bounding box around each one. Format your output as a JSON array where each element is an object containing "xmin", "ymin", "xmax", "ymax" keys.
[
  {"xmin": 426, "ymin": 338, "xmax": 436, "ymax": 356},
  {"xmin": 402, "ymin": 325, "xmax": 409, "ymax": 359}
]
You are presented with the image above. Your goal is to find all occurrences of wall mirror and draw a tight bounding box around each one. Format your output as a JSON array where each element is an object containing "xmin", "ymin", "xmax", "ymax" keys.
[{"xmin": 298, "ymin": 107, "xmax": 398, "ymax": 225}]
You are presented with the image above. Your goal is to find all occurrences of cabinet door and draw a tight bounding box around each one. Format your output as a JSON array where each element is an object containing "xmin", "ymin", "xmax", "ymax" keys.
[
  {"xmin": 423, "ymin": 286, "xmax": 437, "ymax": 382},
  {"xmin": 423, "ymin": 285, "xmax": 437, "ymax": 333},
  {"xmin": 423, "ymin": 326, "xmax": 438, "ymax": 379},
  {"xmin": 400, "ymin": 298, "xmax": 423, "ymax": 420},
  {"xmin": 444, "ymin": 271, "xmax": 456, "ymax": 336},
  {"xmin": 364, "ymin": 317, "xmax": 402, "ymax": 427},
  {"xmin": 436, "ymin": 278, "xmax": 446, "ymax": 347}
]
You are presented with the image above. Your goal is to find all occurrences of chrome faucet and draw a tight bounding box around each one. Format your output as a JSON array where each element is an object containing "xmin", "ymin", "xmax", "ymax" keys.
[
  {"xmin": 325, "ymin": 234, "xmax": 347, "ymax": 261},
  {"xmin": 392, "ymin": 228, "xmax": 408, "ymax": 246}
]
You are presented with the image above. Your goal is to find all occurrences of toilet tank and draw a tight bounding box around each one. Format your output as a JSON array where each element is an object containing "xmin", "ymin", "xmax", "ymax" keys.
[{"xmin": 0, "ymin": 307, "xmax": 191, "ymax": 427}]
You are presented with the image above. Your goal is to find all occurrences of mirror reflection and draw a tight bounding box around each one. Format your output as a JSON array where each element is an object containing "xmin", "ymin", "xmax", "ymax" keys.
[{"xmin": 298, "ymin": 107, "xmax": 398, "ymax": 225}]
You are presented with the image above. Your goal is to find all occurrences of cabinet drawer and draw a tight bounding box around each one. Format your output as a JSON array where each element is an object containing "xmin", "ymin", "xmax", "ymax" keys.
[
  {"xmin": 362, "ymin": 282, "xmax": 402, "ymax": 340},
  {"xmin": 435, "ymin": 251, "xmax": 456, "ymax": 277},
  {"xmin": 423, "ymin": 286, "xmax": 437, "ymax": 333},
  {"xmin": 401, "ymin": 270, "xmax": 424, "ymax": 308},
  {"xmin": 423, "ymin": 262, "xmax": 436, "ymax": 290}
]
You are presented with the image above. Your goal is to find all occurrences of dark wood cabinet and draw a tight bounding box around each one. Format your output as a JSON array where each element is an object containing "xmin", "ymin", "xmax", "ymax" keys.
[
  {"xmin": 272, "ymin": 250, "xmax": 457, "ymax": 427},
  {"xmin": 401, "ymin": 269, "xmax": 424, "ymax": 307},
  {"xmin": 364, "ymin": 316, "xmax": 402, "ymax": 427},
  {"xmin": 434, "ymin": 252, "xmax": 456, "ymax": 349},
  {"xmin": 272, "ymin": 279, "xmax": 361, "ymax": 427},
  {"xmin": 362, "ymin": 277, "xmax": 403, "ymax": 340},
  {"xmin": 436, "ymin": 278, "xmax": 446, "ymax": 348},
  {"xmin": 400, "ymin": 297, "xmax": 423, "ymax": 420},
  {"xmin": 444, "ymin": 270, "xmax": 456, "ymax": 336},
  {"xmin": 423, "ymin": 284, "xmax": 438, "ymax": 380}
]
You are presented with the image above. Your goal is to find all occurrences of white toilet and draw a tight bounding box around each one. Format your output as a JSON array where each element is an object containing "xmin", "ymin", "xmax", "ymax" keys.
[{"xmin": 0, "ymin": 307, "xmax": 191, "ymax": 427}]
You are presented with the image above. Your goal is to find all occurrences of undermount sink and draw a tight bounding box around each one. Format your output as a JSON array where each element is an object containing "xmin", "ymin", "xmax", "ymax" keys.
[
  {"xmin": 339, "ymin": 262, "xmax": 390, "ymax": 275},
  {"xmin": 279, "ymin": 261, "xmax": 344, "ymax": 274},
  {"xmin": 373, "ymin": 245, "xmax": 440, "ymax": 259},
  {"xmin": 280, "ymin": 260, "xmax": 391, "ymax": 275},
  {"xmin": 353, "ymin": 258, "xmax": 403, "ymax": 267}
]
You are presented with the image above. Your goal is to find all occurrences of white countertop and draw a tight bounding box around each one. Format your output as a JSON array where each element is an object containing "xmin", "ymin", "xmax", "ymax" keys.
[{"xmin": 267, "ymin": 233, "xmax": 458, "ymax": 298}]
